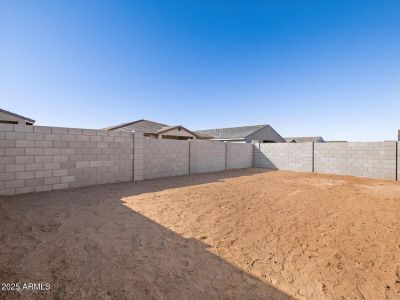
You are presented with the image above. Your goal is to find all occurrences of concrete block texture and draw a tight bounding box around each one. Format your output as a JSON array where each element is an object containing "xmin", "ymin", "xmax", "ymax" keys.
[
  {"xmin": 314, "ymin": 142, "xmax": 397, "ymax": 180},
  {"xmin": 226, "ymin": 143, "xmax": 252, "ymax": 170},
  {"xmin": 143, "ymin": 138, "xmax": 189, "ymax": 179},
  {"xmin": 190, "ymin": 140, "xmax": 226, "ymax": 174},
  {"xmin": 2, "ymin": 124, "xmax": 397, "ymax": 196},
  {"xmin": 254, "ymin": 142, "xmax": 313, "ymax": 172},
  {"xmin": 0, "ymin": 125, "xmax": 134, "ymax": 195},
  {"xmin": 133, "ymin": 132, "xmax": 144, "ymax": 181}
]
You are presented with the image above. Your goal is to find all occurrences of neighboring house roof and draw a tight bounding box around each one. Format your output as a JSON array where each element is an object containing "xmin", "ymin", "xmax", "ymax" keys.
[
  {"xmin": 104, "ymin": 119, "xmax": 168, "ymax": 133},
  {"xmin": 195, "ymin": 125, "xmax": 269, "ymax": 140},
  {"xmin": 155, "ymin": 125, "xmax": 200, "ymax": 137},
  {"xmin": 284, "ymin": 136, "xmax": 325, "ymax": 143},
  {"xmin": 0, "ymin": 108, "xmax": 35, "ymax": 124},
  {"xmin": 195, "ymin": 132, "xmax": 214, "ymax": 139},
  {"xmin": 156, "ymin": 125, "xmax": 175, "ymax": 133},
  {"xmin": 104, "ymin": 119, "xmax": 202, "ymax": 138}
]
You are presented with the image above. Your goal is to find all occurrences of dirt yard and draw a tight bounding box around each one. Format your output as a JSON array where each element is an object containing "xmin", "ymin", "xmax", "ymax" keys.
[{"xmin": 1, "ymin": 168, "xmax": 400, "ymax": 300}]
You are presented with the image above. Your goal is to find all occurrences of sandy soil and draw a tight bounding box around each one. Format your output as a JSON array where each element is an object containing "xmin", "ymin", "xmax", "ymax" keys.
[{"xmin": 1, "ymin": 168, "xmax": 400, "ymax": 300}]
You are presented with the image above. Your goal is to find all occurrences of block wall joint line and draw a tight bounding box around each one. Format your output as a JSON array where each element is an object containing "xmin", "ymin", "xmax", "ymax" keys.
[
  {"xmin": 396, "ymin": 141, "xmax": 398, "ymax": 181},
  {"xmin": 188, "ymin": 140, "xmax": 191, "ymax": 175},
  {"xmin": 132, "ymin": 133, "xmax": 135, "ymax": 181},
  {"xmin": 224, "ymin": 142, "xmax": 227, "ymax": 170},
  {"xmin": 312, "ymin": 142, "xmax": 315, "ymax": 173}
]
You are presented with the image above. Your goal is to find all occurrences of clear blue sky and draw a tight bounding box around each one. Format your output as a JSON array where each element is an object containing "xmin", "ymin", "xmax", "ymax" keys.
[{"xmin": 1, "ymin": 1, "xmax": 399, "ymax": 141}]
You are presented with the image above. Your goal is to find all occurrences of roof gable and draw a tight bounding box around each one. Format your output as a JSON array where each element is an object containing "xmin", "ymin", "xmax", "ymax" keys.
[
  {"xmin": 0, "ymin": 108, "xmax": 35, "ymax": 123},
  {"xmin": 246, "ymin": 125, "xmax": 286, "ymax": 142},
  {"xmin": 156, "ymin": 125, "xmax": 200, "ymax": 138},
  {"xmin": 104, "ymin": 119, "xmax": 168, "ymax": 133}
]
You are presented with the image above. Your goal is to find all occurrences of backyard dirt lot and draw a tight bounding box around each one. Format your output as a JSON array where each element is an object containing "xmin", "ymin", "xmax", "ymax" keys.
[{"xmin": 1, "ymin": 168, "xmax": 400, "ymax": 300}]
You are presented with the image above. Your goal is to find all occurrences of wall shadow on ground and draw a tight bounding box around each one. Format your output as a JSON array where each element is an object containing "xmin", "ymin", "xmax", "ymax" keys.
[{"xmin": 0, "ymin": 170, "xmax": 291, "ymax": 299}]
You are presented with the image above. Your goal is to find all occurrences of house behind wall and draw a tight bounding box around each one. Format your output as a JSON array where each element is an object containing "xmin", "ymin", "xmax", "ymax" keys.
[
  {"xmin": 195, "ymin": 124, "xmax": 285, "ymax": 143},
  {"xmin": 284, "ymin": 136, "xmax": 325, "ymax": 143},
  {"xmin": 0, "ymin": 109, "xmax": 35, "ymax": 125},
  {"xmin": 104, "ymin": 119, "xmax": 209, "ymax": 141}
]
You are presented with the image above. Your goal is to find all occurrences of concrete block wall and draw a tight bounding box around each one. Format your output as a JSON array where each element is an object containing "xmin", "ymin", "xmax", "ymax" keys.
[
  {"xmin": 0, "ymin": 124, "xmax": 133, "ymax": 195},
  {"xmin": 4, "ymin": 124, "xmax": 397, "ymax": 195},
  {"xmin": 190, "ymin": 140, "xmax": 226, "ymax": 174},
  {"xmin": 143, "ymin": 138, "xmax": 189, "ymax": 179},
  {"xmin": 398, "ymin": 143, "xmax": 400, "ymax": 181},
  {"xmin": 226, "ymin": 143, "xmax": 252, "ymax": 170},
  {"xmin": 314, "ymin": 142, "xmax": 397, "ymax": 180},
  {"xmin": 0, "ymin": 125, "xmax": 254, "ymax": 195},
  {"xmin": 133, "ymin": 132, "xmax": 144, "ymax": 181},
  {"xmin": 141, "ymin": 139, "xmax": 252, "ymax": 178},
  {"xmin": 254, "ymin": 142, "xmax": 313, "ymax": 172}
]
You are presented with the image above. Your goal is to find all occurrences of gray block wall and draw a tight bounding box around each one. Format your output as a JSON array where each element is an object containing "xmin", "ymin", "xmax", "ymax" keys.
[
  {"xmin": 0, "ymin": 125, "xmax": 255, "ymax": 195},
  {"xmin": 190, "ymin": 140, "xmax": 226, "ymax": 174},
  {"xmin": 141, "ymin": 139, "xmax": 252, "ymax": 178},
  {"xmin": 0, "ymin": 124, "xmax": 133, "ymax": 195},
  {"xmin": 315, "ymin": 142, "xmax": 397, "ymax": 180},
  {"xmin": 133, "ymin": 132, "xmax": 144, "ymax": 181},
  {"xmin": 143, "ymin": 138, "xmax": 189, "ymax": 179},
  {"xmin": 254, "ymin": 142, "xmax": 313, "ymax": 172},
  {"xmin": 2, "ymin": 123, "xmax": 397, "ymax": 195},
  {"xmin": 226, "ymin": 143, "xmax": 252, "ymax": 169}
]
